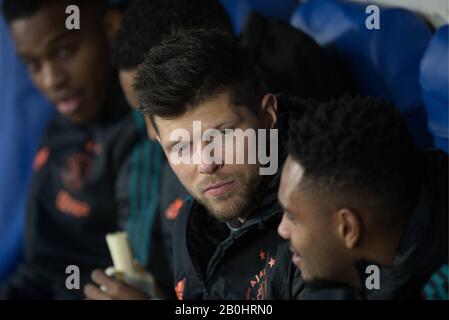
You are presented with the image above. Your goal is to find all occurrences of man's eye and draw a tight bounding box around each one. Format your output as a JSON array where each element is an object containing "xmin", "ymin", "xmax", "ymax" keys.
[
  {"xmin": 178, "ymin": 143, "xmax": 190, "ymax": 153},
  {"xmin": 220, "ymin": 128, "xmax": 234, "ymax": 139},
  {"xmin": 285, "ymin": 211, "xmax": 296, "ymax": 222},
  {"xmin": 58, "ymin": 48, "xmax": 69, "ymax": 58},
  {"xmin": 26, "ymin": 59, "xmax": 41, "ymax": 73},
  {"xmin": 55, "ymin": 45, "xmax": 76, "ymax": 60}
]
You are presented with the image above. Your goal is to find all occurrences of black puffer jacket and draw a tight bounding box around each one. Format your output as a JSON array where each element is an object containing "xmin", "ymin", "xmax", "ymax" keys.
[
  {"xmin": 171, "ymin": 169, "xmax": 303, "ymax": 300},
  {"xmin": 360, "ymin": 149, "xmax": 448, "ymax": 300}
]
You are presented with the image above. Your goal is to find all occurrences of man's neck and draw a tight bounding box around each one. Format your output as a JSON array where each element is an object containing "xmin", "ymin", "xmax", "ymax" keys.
[{"xmin": 364, "ymin": 225, "xmax": 405, "ymax": 267}]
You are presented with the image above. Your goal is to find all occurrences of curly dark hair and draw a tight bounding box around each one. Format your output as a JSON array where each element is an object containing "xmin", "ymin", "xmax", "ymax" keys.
[
  {"xmin": 112, "ymin": 0, "xmax": 233, "ymax": 70},
  {"xmin": 288, "ymin": 95, "xmax": 421, "ymax": 219},
  {"xmin": 134, "ymin": 29, "xmax": 262, "ymax": 121},
  {"xmin": 1, "ymin": 0, "xmax": 107, "ymax": 23}
]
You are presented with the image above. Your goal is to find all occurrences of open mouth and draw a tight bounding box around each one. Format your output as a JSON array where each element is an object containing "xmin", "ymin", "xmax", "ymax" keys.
[{"xmin": 55, "ymin": 93, "xmax": 82, "ymax": 115}]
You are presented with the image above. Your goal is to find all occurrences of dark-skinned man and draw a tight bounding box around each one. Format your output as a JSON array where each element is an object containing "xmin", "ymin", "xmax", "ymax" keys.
[
  {"xmin": 0, "ymin": 0, "xmax": 138, "ymax": 299},
  {"xmin": 278, "ymin": 96, "xmax": 448, "ymax": 299}
]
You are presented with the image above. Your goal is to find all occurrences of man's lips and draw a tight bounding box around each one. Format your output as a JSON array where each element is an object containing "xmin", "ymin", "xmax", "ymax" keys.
[
  {"xmin": 203, "ymin": 180, "xmax": 235, "ymax": 197},
  {"xmin": 55, "ymin": 93, "xmax": 82, "ymax": 115},
  {"xmin": 290, "ymin": 245, "xmax": 302, "ymax": 265}
]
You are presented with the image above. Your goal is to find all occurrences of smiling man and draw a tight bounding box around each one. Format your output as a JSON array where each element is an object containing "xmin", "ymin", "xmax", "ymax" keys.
[
  {"xmin": 278, "ymin": 96, "xmax": 448, "ymax": 299},
  {"xmin": 134, "ymin": 29, "xmax": 302, "ymax": 300},
  {"xmin": 0, "ymin": 0, "xmax": 138, "ymax": 299}
]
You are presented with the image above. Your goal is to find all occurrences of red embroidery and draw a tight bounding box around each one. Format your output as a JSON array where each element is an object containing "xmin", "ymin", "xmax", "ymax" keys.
[
  {"xmin": 33, "ymin": 147, "xmax": 49, "ymax": 172},
  {"xmin": 165, "ymin": 198, "xmax": 184, "ymax": 220},
  {"xmin": 246, "ymin": 269, "xmax": 267, "ymax": 300},
  {"xmin": 60, "ymin": 153, "xmax": 93, "ymax": 191},
  {"xmin": 55, "ymin": 190, "xmax": 90, "ymax": 218},
  {"xmin": 246, "ymin": 250, "xmax": 275, "ymax": 300},
  {"xmin": 259, "ymin": 249, "xmax": 266, "ymax": 261},
  {"xmin": 85, "ymin": 141, "xmax": 102, "ymax": 155}
]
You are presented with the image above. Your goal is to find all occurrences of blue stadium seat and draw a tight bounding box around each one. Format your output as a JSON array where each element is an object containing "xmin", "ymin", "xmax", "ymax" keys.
[
  {"xmin": 247, "ymin": 0, "xmax": 297, "ymax": 22},
  {"xmin": 290, "ymin": 0, "xmax": 434, "ymax": 148},
  {"xmin": 220, "ymin": 0, "xmax": 298, "ymax": 35},
  {"xmin": 0, "ymin": 2, "xmax": 54, "ymax": 284},
  {"xmin": 220, "ymin": 0, "xmax": 252, "ymax": 35},
  {"xmin": 420, "ymin": 25, "xmax": 448, "ymax": 153}
]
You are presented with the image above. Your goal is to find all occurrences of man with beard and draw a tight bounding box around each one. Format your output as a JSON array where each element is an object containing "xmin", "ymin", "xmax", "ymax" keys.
[
  {"xmin": 83, "ymin": 0, "xmax": 233, "ymax": 300},
  {"xmin": 133, "ymin": 29, "xmax": 302, "ymax": 300}
]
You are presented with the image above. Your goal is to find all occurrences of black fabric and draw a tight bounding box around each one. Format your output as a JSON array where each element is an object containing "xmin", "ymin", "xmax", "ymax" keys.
[
  {"xmin": 240, "ymin": 13, "xmax": 358, "ymax": 100},
  {"xmin": 172, "ymin": 185, "xmax": 303, "ymax": 300},
  {"xmin": 358, "ymin": 150, "xmax": 448, "ymax": 300},
  {"xmin": 147, "ymin": 160, "xmax": 188, "ymax": 299},
  {"xmin": 299, "ymin": 281, "xmax": 362, "ymax": 300},
  {"xmin": 188, "ymin": 205, "xmax": 230, "ymax": 280},
  {"xmin": 0, "ymin": 85, "xmax": 139, "ymax": 300}
]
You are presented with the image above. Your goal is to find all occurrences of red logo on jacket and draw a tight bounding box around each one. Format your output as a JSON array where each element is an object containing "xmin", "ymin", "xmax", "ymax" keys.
[
  {"xmin": 246, "ymin": 249, "xmax": 277, "ymax": 300},
  {"xmin": 33, "ymin": 147, "xmax": 49, "ymax": 172},
  {"xmin": 165, "ymin": 198, "xmax": 184, "ymax": 220}
]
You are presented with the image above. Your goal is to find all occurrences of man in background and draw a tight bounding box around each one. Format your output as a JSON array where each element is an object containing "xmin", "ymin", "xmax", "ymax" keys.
[{"xmin": 0, "ymin": 0, "xmax": 137, "ymax": 299}]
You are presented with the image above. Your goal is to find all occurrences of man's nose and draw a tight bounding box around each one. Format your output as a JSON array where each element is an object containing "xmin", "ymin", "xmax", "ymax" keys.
[
  {"xmin": 198, "ymin": 143, "xmax": 222, "ymax": 174},
  {"xmin": 277, "ymin": 213, "xmax": 291, "ymax": 240},
  {"xmin": 41, "ymin": 61, "xmax": 67, "ymax": 91}
]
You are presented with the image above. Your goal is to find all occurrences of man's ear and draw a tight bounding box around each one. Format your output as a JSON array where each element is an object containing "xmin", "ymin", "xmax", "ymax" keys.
[
  {"xmin": 260, "ymin": 94, "xmax": 278, "ymax": 129},
  {"xmin": 336, "ymin": 208, "xmax": 362, "ymax": 249},
  {"xmin": 143, "ymin": 114, "xmax": 159, "ymax": 141},
  {"xmin": 103, "ymin": 9, "xmax": 122, "ymax": 46}
]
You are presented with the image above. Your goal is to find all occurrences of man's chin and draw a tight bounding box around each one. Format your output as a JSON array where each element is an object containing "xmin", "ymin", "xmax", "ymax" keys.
[
  {"xmin": 206, "ymin": 204, "xmax": 241, "ymax": 222},
  {"xmin": 199, "ymin": 196, "xmax": 244, "ymax": 222}
]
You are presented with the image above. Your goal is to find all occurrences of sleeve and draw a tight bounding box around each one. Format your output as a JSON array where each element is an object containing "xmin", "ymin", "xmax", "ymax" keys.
[{"xmin": 0, "ymin": 264, "xmax": 52, "ymax": 300}]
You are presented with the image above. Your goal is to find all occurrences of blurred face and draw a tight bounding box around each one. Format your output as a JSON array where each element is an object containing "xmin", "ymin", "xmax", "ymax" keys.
[
  {"xmin": 277, "ymin": 156, "xmax": 354, "ymax": 283},
  {"xmin": 149, "ymin": 92, "xmax": 277, "ymax": 222},
  {"xmin": 119, "ymin": 69, "xmax": 139, "ymax": 109},
  {"xmin": 10, "ymin": 1, "xmax": 114, "ymax": 124},
  {"xmin": 119, "ymin": 68, "xmax": 157, "ymax": 140}
]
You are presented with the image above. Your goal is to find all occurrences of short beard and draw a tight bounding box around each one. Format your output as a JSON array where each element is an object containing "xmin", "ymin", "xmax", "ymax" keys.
[
  {"xmin": 200, "ymin": 190, "xmax": 252, "ymax": 222},
  {"xmin": 193, "ymin": 168, "xmax": 263, "ymax": 222}
]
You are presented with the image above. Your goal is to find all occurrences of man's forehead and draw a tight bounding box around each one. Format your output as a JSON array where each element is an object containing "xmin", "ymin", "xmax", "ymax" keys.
[
  {"xmin": 156, "ymin": 103, "xmax": 242, "ymax": 135},
  {"xmin": 10, "ymin": 1, "xmax": 99, "ymax": 56},
  {"xmin": 11, "ymin": 6, "xmax": 71, "ymax": 53},
  {"xmin": 279, "ymin": 157, "xmax": 304, "ymax": 204}
]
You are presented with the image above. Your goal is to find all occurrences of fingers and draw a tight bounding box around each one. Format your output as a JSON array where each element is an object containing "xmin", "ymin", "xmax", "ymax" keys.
[
  {"xmin": 91, "ymin": 269, "xmax": 121, "ymax": 295},
  {"xmin": 86, "ymin": 269, "xmax": 149, "ymax": 300},
  {"xmin": 83, "ymin": 283, "xmax": 112, "ymax": 300}
]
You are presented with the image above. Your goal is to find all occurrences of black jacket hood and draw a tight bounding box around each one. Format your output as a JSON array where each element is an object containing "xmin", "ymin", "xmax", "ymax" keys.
[{"xmin": 359, "ymin": 150, "xmax": 448, "ymax": 299}]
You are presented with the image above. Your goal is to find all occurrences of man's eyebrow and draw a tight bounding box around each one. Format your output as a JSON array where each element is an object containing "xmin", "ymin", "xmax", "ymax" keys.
[
  {"xmin": 18, "ymin": 31, "xmax": 78, "ymax": 61},
  {"xmin": 214, "ymin": 120, "xmax": 237, "ymax": 130},
  {"xmin": 46, "ymin": 30, "xmax": 78, "ymax": 48},
  {"xmin": 164, "ymin": 119, "xmax": 238, "ymax": 150},
  {"xmin": 166, "ymin": 138, "xmax": 189, "ymax": 151},
  {"xmin": 279, "ymin": 199, "xmax": 294, "ymax": 216},
  {"xmin": 17, "ymin": 52, "xmax": 32, "ymax": 62}
]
